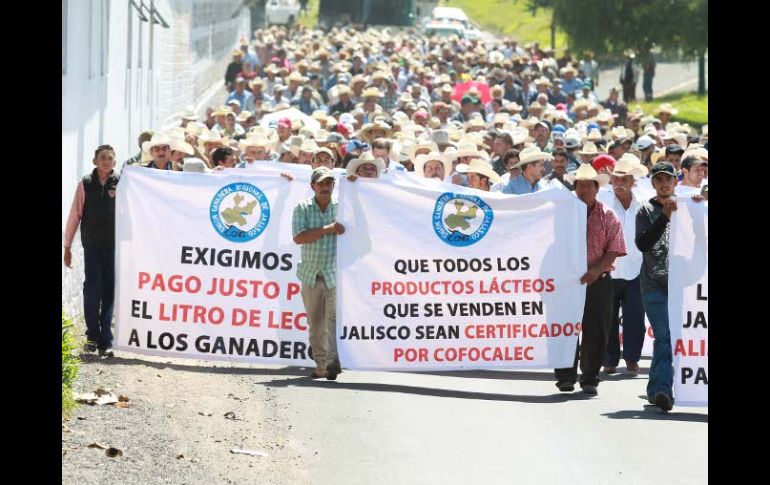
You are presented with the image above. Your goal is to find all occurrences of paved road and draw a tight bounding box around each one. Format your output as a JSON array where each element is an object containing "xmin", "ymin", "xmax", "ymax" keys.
[
  {"xmin": 595, "ymin": 59, "xmax": 709, "ymax": 101},
  {"xmin": 257, "ymin": 360, "xmax": 707, "ymax": 484}
]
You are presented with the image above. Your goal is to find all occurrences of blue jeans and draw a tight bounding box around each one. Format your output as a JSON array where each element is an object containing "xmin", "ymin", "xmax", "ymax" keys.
[
  {"xmin": 642, "ymin": 290, "xmax": 674, "ymax": 402},
  {"xmin": 83, "ymin": 246, "xmax": 115, "ymax": 349},
  {"xmin": 604, "ymin": 276, "xmax": 646, "ymax": 367}
]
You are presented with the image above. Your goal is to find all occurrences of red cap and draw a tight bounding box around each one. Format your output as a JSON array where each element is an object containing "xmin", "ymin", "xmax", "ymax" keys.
[
  {"xmin": 277, "ymin": 118, "xmax": 292, "ymax": 129},
  {"xmin": 591, "ymin": 154, "xmax": 617, "ymax": 172},
  {"xmin": 414, "ymin": 111, "xmax": 428, "ymax": 121},
  {"xmin": 555, "ymin": 103, "xmax": 567, "ymax": 111}
]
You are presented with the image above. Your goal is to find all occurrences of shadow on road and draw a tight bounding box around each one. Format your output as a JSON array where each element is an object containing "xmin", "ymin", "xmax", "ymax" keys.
[
  {"xmin": 86, "ymin": 355, "xmax": 310, "ymax": 377},
  {"xmin": 602, "ymin": 408, "xmax": 708, "ymax": 423},
  {"xmin": 262, "ymin": 376, "xmax": 598, "ymax": 404}
]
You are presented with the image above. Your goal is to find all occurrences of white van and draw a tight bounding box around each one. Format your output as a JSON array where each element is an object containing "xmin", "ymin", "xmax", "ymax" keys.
[{"xmin": 266, "ymin": 0, "xmax": 301, "ymax": 27}]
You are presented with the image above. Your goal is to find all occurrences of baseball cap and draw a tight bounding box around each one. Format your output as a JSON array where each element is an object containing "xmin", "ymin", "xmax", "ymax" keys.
[
  {"xmin": 536, "ymin": 120, "xmax": 553, "ymax": 132},
  {"xmin": 564, "ymin": 136, "xmax": 581, "ymax": 149},
  {"xmin": 591, "ymin": 154, "xmax": 616, "ymax": 172},
  {"xmin": 681, "ymin": 157, "xmax": 708, "ymax": 170},
  {"xmin": 665, "ymin": 144, "xmax": 684, "ymax": 155},
  {"xmin": 634, "ymin": 135, "xmax": 655, "ymax": 150},
  {"xmin": 311, "ymin": 166, "xmax": 335, "ymax": 183},
  {"xmin": 461, "ymin": 95, "xmax": 476, "ymax": 105},
  {"xmin": 651, "ymin": 162, "xmax": 677, "ymax": 179},
  {"xmin": 277, "ymin": 118, "xmax": 292, "ymax": 129}
]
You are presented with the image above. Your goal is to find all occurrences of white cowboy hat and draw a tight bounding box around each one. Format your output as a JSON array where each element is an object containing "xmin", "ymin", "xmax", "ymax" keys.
[
  {"xmin": 492, "ymin": 113, "xmax": 511, "ymax": 125},
  {"xmin": 178, "ymin": 106, "xmax": 199, "ymax": 121},
  {"xmin": 611, "ymin": 155, "xmax": 649, "ymax": 178},
  {"xmin": 453, "ymin": 142, "xmax": 483, "ymax": 159},
  {"xmin": 414, "ymin": 152, "xmax": 452, "ymax": 179},
  {"xmin": 586, "ymin": 129, "xmax": 603, "ymax": 142},
  {"xmin": 170, "ymin": 138, "xmax": 195, "ymax": 156},
  {"xmin": 456, "ymin": 159, "xmax": 501, "ymax": 184},
  {"xmin": 512, "ymin": 146, "xmax": 550, "ymax": 169},
  {"xmin": 346, "ymin": 151, "xmax": 385, "ymax": 177},
  {"xmin": 408, "ymin": 141, "xmax": 440, "ymax": 162},
  {"xmin": 564, "ymin": 163, "xmax": 610, "ymax": 187},
  {"xmin": 239, "ymin": 135, "xmax": 272, "ymax": 152},
  {"xmin": 579, "ymin": 141, "xmax": 600, "ymax": 155},
  {"xmin": 142, "ymin": 133, "xmax": 173, "ymax": 152}
]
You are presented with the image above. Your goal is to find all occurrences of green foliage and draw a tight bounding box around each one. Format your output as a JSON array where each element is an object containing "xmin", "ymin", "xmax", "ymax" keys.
[
  {"xmin": 549, "ymin": 0, "xmax": 707, "ymax": 58},
  {"xmin": 62, "ymin": 308, "xmax": 79, "ymax": 416},
  {"xmin": 444, "ymin": 0, "xmax": 568, "ymax": 47},
  {"xmin": 633, "ymin": 91, "xmax": 708, "ymax": 128}
]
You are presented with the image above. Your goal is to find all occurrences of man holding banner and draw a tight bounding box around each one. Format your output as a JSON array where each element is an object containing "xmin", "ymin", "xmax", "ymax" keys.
[
  {"xmin": 635, "ymin": 161, "xmax": 679, "ymax": 411},
  {"xmin": 292, "ymin": 167, "xmax": 346, "ymax": 380},
  {"xmin": 556, "ymin": 165, "xmax": 626, "ymax": 395}
]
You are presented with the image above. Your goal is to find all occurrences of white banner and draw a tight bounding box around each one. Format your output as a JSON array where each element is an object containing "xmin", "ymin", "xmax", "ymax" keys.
[
  {"xmin": 668, "ymin": 197, "xmax": 708, "ymax": 406},
  {"xmin": 337, "ymin": 178, "xmax": 588, "ymax": 371},
  {"xmin": 114, "ymin": 166, "xmax": 315, "ymax": 365}
]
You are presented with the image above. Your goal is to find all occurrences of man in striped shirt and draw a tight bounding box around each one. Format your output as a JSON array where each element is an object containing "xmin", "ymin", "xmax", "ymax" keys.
[{"xmin": 292, "ymin": 167, "xmax": 345, "ymax": 380}]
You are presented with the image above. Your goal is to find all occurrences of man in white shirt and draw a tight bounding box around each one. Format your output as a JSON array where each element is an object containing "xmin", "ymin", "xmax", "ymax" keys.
[{"xmin": 596, "ymin": 154, "xmax": 649, "ymax": 375}]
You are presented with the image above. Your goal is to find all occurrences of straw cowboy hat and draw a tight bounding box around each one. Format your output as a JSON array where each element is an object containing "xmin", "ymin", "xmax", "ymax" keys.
[
  {"xmin": 586, "ymin": 129, "xmax": 603, "ymax": 142},
  {"xmin": 656, "ymin": 103, "xmax": 679, "ymax": 115},
  {"xmin": 293, "ymin": 138, "xmax": 320, "ymax": 157},
  {"xmin": 170, "ymin": 138, "xmax": 195, "ymax": 156},
  {"xmin": 408, "ymin": 141, "xmax": 440, "ymax": 161},
  {"xmin": 184, "ymin": 121, "xmax": 208, "ymax": 137},
  {"xmin": 492, "ymin": 113, "xmax": 511, "ymax": 125},
  {"xmin": 579, "ymin": 142, "xmax": 601, "ymax": 155},
  {"xmin": 358, "ymin": 120, "xmax": 393, "ymax": 140},
  {"xmin": 414, "ymin": 152, "xmax": 452, "ymax": 178},
  {"xmin": 346, "ymin": 151, "xmax": 386, "ymax": 177},
  {"xmin": 239, "ymin": 135, "xmax": 272, "ymax": 152},
  {"xmin": 362, "ymin": 87, "xmax": 383, "ymax": 99},
  {"xmin": 236, "ymin": 111, "xmax": 254, "ymax": 123},
  {"xmin": 564, "ymin": 163, "xmax": 610, "ymax": 187},
  {"xmin": 456, "ymin": 159, "xmax": 501, "ymax": 184},
  {"xmin": 610, "ymin": 154, "xmax": 649, "ymax": 178},
  {"xmin": 512, "ymin": 146, "xmax": 550, "ymax": 170},
  {"xmin": 286, "ymin": 71, "xmax": 307, "ymax": 83}
]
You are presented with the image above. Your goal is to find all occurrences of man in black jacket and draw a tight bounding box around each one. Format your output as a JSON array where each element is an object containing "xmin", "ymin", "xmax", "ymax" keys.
[{"xmin": 64, "ymin": 145, "xmax": 120, "ymax": 357}]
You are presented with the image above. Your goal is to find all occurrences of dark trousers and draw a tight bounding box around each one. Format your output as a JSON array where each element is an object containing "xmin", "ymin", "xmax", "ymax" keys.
[
  {"xmin": 555, "ymin": 274, "xmax": 613, "ymax": 387},
  {"xmin": 604, "ymin": 276, "xmax": 646, "ymax": 367},
  {"xmin": 83, "ymin": 246, "xmax": 115, "ymax": 349}
]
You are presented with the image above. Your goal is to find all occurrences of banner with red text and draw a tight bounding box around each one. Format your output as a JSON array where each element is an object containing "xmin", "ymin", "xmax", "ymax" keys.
[
  {"xmin": 114, "ymin": 166, "xmax": 315, "ymax": 365},
  {"xmin": 337, "ymin": 176, "xmax": 588, "ymax": 370},
  {"xmin": 669, "ymin": 198, "xmax": 708, "ymax": 406}
]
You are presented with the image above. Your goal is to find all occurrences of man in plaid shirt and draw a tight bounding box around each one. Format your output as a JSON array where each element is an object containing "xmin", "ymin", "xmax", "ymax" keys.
[{"xmin": 292, "ymin": 167, "xmax": 346, "ymax": 380}]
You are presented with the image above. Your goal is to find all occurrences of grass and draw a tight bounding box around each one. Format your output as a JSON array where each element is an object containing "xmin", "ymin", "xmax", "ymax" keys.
[
  {"xmin": 443, "ymin": 0, "xmax": 567, "ymax": 48},
  {"xmin": 300, "ymin": 0, "xmax": 564, "ymax": 49},
  {"xmin": 62, "ymin": 308, "xmax": 80, "ymax": 417},
  {"xmin": 298, "ymin": 0, "xmax": 320, "ymax": 29},
  {"xmin": 631, "ymin": 91, "xmax": 708, "ymax": 129}
]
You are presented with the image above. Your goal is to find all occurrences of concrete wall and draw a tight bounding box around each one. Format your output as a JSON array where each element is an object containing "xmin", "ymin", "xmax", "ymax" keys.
[{"xmin": 62, "ymin": 0, "xmax": 250, "ymax": 317}]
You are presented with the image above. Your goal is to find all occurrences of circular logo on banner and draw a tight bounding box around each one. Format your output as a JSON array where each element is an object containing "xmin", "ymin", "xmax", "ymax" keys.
[
  {"xmin": 432, "ymin": 192, "xmax": 493, "ymax": 247},
  {"xmin": 210, "ymin": 183, "xmax": 270, "ymax": 243}
]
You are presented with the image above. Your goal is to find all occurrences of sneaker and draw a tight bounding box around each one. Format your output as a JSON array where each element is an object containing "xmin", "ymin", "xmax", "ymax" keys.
[
  {"xmin": 556, "ymin": 381, "xmax": 575, "ymax": 392},
  {"xmin": 98, "ymin": 347, "xmax": 115, "ymax": 358},
  {"xmin": 84, "ymin": 341, "xmax": 98, "ymax": 353},
  {"xmin": 654, "ymin": 392, "xmax": 673, "ymax": 412},
  {"xmin": 626, "ymin": 362, "xmax": 640, "ymax": 374},
  {"xmin": 581, "ymin": 384, "xmax": 598, "ymax": 395},
  {"xmin": 325, "ymin": 369, "xmax": 338, "ymax": 381},
  {"xmin": 602, "ymin": 366, "xmax": 617, "ymax": 374}
]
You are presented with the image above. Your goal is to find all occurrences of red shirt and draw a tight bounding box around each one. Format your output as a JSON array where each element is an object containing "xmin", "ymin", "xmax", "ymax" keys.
[{"xmin": 586, "ymin": 201, "xmax": 627, "ymax": 270}]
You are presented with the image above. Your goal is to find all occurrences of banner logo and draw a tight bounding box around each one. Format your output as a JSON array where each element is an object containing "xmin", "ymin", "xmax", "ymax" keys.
[
  {"xmin": 432, "ymin": 192, "xmax": 493, "ymax": 247},
  {"xmin": 210, "ymin": 183, "xmax": 271, "ymax": 243}
]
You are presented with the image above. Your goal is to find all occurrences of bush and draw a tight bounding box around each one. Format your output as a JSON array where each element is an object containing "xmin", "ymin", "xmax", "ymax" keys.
[{"xmin": 62, "ymin": 308, "xmax": 79, "ymax": 416}]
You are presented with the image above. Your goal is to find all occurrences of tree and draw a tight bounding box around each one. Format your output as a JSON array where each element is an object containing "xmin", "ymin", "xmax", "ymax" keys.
[{"xmin": 547, "ymin": 0, "xmax": 707, "ymax": 94}]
